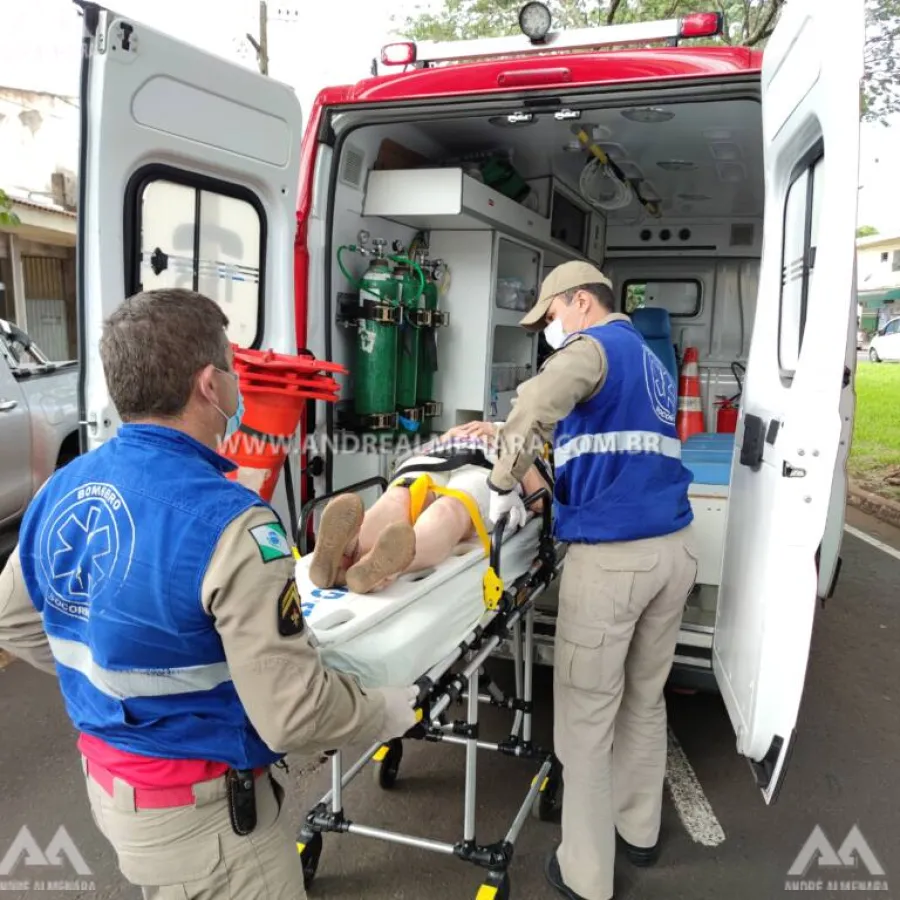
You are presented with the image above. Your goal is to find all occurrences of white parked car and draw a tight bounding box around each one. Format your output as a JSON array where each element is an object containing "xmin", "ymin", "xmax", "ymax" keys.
[{"xmin": 868, "ymin": 316, "xmax": 900, "ymax": 362}]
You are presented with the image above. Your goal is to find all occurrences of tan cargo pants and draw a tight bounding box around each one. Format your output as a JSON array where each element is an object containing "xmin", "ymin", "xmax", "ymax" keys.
[
  {"xmin": 553, "ymin": 524, "xmax": 698, "ymax": 900},
  {"xmin": 82, "ymin": 759, "xmax": 306, "ymax": 899}
]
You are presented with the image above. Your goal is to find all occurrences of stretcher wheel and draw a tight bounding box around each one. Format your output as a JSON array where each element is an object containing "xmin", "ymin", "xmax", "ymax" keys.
[
  {"xmin": 373, "ymin": 738, "xmax": 403, "ymax": 789},
  {"xmin": 298, "ymin": 832, "xmax": 322, "ymax": 889},
  {"xmin": 476, "ymin": 871, "xmax": 510, "ymax": 900},
  {"xmin": 531, "ymin": 764, "xmax": 563, "ymax": 822}
]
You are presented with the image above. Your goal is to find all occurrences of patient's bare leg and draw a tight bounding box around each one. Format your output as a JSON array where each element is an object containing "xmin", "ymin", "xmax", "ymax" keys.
[
  {"xmin": 407, "ymin": 495, "xmax": 473, "ymax": 572},
  {"xmin": 357, "ymin": 486, "xmax": 414, "ymax": 557}
]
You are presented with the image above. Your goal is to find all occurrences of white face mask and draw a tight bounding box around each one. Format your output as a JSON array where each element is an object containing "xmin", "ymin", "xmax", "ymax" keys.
[{"xmin": 544, "ymin": 318, "xmax": 567, "ymax": 350}]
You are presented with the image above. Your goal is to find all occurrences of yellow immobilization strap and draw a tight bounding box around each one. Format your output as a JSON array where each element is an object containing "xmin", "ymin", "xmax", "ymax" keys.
[
  {"xmin": 403, "ymin": 474, "xmax": 492, "ymax": 558},
  {"xmin": 394, "ymin": 473, "xmax": 505, "ymax": 608}
]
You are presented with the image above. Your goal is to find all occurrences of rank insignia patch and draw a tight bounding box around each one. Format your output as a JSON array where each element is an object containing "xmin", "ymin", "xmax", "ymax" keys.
[{"xmin": 277, "ymin": 579, "xmax": 305, "ymax": 636}]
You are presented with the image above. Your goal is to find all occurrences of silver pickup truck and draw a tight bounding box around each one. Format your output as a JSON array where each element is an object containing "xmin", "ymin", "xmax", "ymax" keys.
[{"xmin": 0, "ymin": 318, "xmax": 80, "ymax": 536}]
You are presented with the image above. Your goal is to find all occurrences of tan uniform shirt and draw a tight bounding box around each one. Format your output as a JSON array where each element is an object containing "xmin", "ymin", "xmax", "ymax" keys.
[
  {"xmin": 0, "ymin": 504, "xmax": 387, "ymax": 757},
  {"xmin": 490, "ymin": 313, "xmax": 631, "ymax": 491}
]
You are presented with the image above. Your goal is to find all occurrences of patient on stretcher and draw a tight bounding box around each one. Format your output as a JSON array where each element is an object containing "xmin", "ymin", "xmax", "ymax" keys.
[{"xmin": 309, "ymin": 421, "xmax": 552, "ymax": 595}]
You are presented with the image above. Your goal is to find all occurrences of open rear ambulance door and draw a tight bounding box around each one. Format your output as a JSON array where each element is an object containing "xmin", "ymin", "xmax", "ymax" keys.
[
  {"xmin": 75, "ymin": 1, "xmax": 303, "ymax": 453},
  {"xmin": 712, "ymin": 0, "xmax": 864, "ymax": 804}
]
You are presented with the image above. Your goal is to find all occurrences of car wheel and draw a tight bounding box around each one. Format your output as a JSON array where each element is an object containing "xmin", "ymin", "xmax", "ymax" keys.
[{"xmin": 869, "ymin": 347, "xmax": 880, "ymax": 362}]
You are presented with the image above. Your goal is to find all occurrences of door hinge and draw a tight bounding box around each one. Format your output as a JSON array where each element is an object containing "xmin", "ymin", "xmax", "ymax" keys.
[{"xmin": 782, "ymin": 461, "xmax": 807, "ymax": 478}]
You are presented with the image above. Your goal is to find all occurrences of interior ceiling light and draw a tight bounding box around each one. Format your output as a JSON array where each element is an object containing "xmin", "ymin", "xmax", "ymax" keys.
[
  {"xmin": 488, "ymin": 112, "xmax": 537, "ymax": 127},
  {"xmin": 709, "ymin": 142, "xmax": 741, "ymax": 161},
  {"xmin": 518, "ymin": 1, "xmax": 552, "ymax": 42},
  {"xmin": 621, "ymin": 107, "xmax": 675, "ymax": 124},
  {"xmin": 657, "ymin": 159, "xmax": 697, "ymax": 171},
  {"xmin": 703, "ymin": 128, "xmax": 733, "ymax": 141},
  {"xmin": 717, "ymin": 162, "xmax": 747, "ymax": 182},
  {"xmin": 591, "ymin": 124, "xmax": 613, "ymax": 140},
  {"xmin": 562, "ymin": 140, "xmax": 584, "ymax": 151}
]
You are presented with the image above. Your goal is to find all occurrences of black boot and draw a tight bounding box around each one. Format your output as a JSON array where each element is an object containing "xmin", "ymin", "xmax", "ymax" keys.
[
  {"xmin": 544, "ymin": 852, "xmax": 592, "ymax": 900},
  {"xmin": 616, "ymin": 830, "xmax": 661, "ymax": 867}
]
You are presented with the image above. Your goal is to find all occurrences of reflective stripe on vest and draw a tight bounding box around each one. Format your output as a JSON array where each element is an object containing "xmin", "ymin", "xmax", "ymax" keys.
[
  {"xmin": 554, "ymin": 430, "xmax": 682, "ymax": 469},
  {"xmin": 48, "ymin": 635, "xmax": 232, "ymax": 700}
]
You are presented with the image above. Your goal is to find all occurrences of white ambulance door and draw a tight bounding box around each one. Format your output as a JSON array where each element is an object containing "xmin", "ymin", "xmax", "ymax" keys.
[
  {"xmin": 76, "ymin": 2, "xmax": 303, "ymax": 452},
  {"xmin": 712, "ymin": 0, "xmax": 864, "ymax": 804}
]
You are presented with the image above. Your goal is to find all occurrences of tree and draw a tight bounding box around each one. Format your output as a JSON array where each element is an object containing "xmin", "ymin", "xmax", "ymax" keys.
[
  {"xmin": 856, "ymin": 225, "xmax": 879, "ymax": 236},
  {"xmin": 398, "ymin": 1, "xmax": 900, "ymax": 124},
  {"xmin": 0, "ymin": 190, "xmax": 19, "ymax": 228}
]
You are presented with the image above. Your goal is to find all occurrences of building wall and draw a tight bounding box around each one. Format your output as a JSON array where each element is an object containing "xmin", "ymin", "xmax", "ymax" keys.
[
  {"xmin": 0, "ymin": 87, "xmax": 78, "ymax": 205},
  {"xmin": 857, "ymin": 237, "xmax": 900, "ymax": 292}
]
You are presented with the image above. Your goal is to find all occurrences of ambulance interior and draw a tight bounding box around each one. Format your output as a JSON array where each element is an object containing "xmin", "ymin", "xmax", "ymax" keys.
[{"xmin": 314, "ymin": 90, "xmax": 769, "ymax": 677}]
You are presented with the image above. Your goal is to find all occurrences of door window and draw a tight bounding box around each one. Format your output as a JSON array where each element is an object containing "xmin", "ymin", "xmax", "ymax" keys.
[
  {"xmin": 137, "ymin": 178, "xmax": 263, "ymax": 347},
  {"xmin": 779, "ymin": 152, "xmax": 824, "ymax": 376}
]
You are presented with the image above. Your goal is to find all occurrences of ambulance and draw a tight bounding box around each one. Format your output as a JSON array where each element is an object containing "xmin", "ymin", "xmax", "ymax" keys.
[{"xmin": 76, "ymin": 0, "xmax": 864, "ymax": 803}]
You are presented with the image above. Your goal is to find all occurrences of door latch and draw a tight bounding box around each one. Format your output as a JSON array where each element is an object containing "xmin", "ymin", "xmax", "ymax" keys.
[{"xmin": 782, "ymin": 461, "xmax": 807, "ymax": 478}]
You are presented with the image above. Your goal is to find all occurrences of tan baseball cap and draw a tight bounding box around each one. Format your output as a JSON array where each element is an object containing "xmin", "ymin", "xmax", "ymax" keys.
[{"xmin": 519, "ymin": 260, "xmax": 613, "ymax": 331}]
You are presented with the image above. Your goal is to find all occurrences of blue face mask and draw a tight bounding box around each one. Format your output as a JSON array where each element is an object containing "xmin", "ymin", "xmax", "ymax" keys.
[{"xmin": 214, "ymin": 369, "xmax": 244, "ymax": 440}]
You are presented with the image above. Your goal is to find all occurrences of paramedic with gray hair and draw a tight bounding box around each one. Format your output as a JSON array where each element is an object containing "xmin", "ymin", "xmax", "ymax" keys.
[
  {"xmin": 486, "ymin": 261, "xmax": 698, "ymax": 900},
  {"xmin": 0, "ymin": 287, "xmax": 418, "ymax": 900}
]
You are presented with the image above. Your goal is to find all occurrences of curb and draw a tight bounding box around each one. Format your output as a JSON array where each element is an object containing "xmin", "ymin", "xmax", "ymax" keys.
[{"xmin": 848, "ymin": 483, "xmax": 900, "ymax": 530}]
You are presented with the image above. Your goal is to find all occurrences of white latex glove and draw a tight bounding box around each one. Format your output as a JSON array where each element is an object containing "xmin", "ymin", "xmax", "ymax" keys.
[
  {"xmin": 488, "ymin": 486, "xmax": 527, "ymax": 531},
  {"xmin": 377, "ymin": 685, "xmax": 419, "ymax": 740}
]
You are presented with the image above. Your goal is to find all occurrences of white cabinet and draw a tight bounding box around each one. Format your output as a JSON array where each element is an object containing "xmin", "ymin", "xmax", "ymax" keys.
[{"xmin": 429, "ymin": 231, "xmax": 540, "ymax": 428}]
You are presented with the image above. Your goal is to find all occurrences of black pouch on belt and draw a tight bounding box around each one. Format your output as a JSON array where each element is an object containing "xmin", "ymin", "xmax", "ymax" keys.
[{"xmin": 226, "ymin": 768, "xmax": 258, "ymax": 836}]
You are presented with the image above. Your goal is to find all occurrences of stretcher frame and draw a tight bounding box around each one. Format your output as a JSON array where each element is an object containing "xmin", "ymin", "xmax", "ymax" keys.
[{"xmin": 293, "ymin": 477, "xmax": 564, "ymax": 899}]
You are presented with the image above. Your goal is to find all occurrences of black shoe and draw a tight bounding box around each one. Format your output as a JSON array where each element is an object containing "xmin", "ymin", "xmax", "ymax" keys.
[
  {"xmin": 616, "ymin": 831, "xmax": 661, "ymax": 867},
  {"xmin": 544, "ymin": 851, "xmax": 591, "ymax": 900}
]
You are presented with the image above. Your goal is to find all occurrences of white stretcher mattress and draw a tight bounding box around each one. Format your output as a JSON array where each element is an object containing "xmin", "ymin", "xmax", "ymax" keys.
[{"xmin": 294, "ymin": 517, "xmax": 544, "ymax": 688}]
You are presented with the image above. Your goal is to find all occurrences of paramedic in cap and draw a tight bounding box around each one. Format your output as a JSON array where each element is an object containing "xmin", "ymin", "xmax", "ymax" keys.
[
  {"xmin": 0, "ymin": 288, "xmax": 418, "ymax": 899},
  {"xmin": 486, "ymin": 261, "xmax": 698, "ymax": 900}
]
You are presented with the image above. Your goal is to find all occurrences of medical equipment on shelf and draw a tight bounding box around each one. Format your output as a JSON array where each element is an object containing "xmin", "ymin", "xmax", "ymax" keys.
[{"xmin": 292, "ymin": 478, "xmax": 563, "ymax": 900}]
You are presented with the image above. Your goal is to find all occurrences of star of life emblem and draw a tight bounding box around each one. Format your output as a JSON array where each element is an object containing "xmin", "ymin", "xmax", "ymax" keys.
[{"xmin": 38, "ymin": 483, "xmax": 136, "ymax": 620}]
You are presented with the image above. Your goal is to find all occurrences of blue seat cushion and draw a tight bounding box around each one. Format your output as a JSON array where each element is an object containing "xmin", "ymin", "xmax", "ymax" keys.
[
  {"xmin": 682, "ymin": 432, "xmax": 734, "ymax": 486},
  {"xmin": 630, "ymin": 307, "xmax": 678, "ymax": 383}
]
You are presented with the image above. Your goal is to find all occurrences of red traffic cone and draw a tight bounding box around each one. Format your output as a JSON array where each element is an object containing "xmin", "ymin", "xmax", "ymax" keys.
[{"xmin": 676, "ymin": 347, "xmax": 704, "ymax": 442}]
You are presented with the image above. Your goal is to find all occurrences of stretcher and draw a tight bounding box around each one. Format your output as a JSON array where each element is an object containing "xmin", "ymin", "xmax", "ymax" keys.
[{"xmin": 292, "ymin": 477, "xmax": 564, "ymax": 899}]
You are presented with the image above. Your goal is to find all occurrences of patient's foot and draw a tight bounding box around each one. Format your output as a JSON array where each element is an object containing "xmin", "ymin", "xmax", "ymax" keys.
[
  {"xmin": 345, "ymin": 522, "xmax": 416, "ymax": 594},
  {"xmin": 309, "ymin": 493, "xmax": 364, "ymax": 588}
]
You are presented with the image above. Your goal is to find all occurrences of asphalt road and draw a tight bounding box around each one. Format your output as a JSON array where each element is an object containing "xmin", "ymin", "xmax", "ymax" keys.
[{"xmin": 1, "ymin": 508, "xmax": 899, "ymax": 900}]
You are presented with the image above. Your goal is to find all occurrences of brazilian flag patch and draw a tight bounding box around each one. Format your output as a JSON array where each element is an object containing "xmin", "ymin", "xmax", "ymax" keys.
[
  {"xmin": 250, "ymin": 522, "xmax": 292, "ymax": 563},
  {"xmin": 277, "ymin": 579, "xmax": 305, "ymax": 637}
]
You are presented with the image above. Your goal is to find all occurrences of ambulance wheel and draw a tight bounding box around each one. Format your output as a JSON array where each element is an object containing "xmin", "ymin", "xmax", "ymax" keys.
[
  {"xmin": 298, "ymin": 832, "xmax": 322, "ymax": 890},
  {"xmin": 374, "ymin": 739, "xmax": 403, "ymax": 790},
  {"xmin": 476, "ymin": 871, "xmax": 510, "ymax": 900},
  {"xmin": 531, "ymin": 761, "xmax": 563, "ymax": 822}
]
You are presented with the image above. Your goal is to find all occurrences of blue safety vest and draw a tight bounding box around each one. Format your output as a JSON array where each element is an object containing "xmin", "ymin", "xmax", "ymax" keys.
[
  {"xmin": 552, "ymin": 320, "xmax": 694, "ymax": 543},
  {"xmin": 16, "ymin": 424, "xmax": 283, "ymax": 769}
]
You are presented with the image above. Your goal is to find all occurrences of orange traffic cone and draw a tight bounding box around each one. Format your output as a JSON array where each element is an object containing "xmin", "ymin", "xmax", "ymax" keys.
[{"xmin": 676, "ymin": 347, "xmax": 704, "ymax": 442}]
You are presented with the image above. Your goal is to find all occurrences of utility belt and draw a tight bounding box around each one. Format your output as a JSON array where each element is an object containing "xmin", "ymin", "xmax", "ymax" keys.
[{"xmin": 84, "ymin": 757, "xmax": 276, "ymax": 836}]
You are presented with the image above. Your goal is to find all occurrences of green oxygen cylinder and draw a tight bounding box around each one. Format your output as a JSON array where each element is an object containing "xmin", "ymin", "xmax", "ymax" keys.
[
  {"xmin": 353, "ymin": 239, "xmax": 399, "ymax": 429},
  {"xmin": 392, "ymin": 245, "xmax": 425, "ymax": 434},
  {"xmin": 416, "ymin": 259, "xmax": 440, "ymax": 408}
]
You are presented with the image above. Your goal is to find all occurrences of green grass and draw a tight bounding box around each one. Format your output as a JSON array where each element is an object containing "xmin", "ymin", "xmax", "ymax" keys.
[{"xmin": 849, "ymin": 362, "xmax": 900, "ymax": 502}]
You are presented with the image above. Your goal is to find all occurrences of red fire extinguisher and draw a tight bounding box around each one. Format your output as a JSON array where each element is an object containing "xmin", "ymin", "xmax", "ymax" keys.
[
  {"xmin": 715, "ymin": 396, "xmax": 739, "ymax": 433},
  {"xmin": 715, "ymin": 362, "xmax": 746, "ymax": 434}
]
